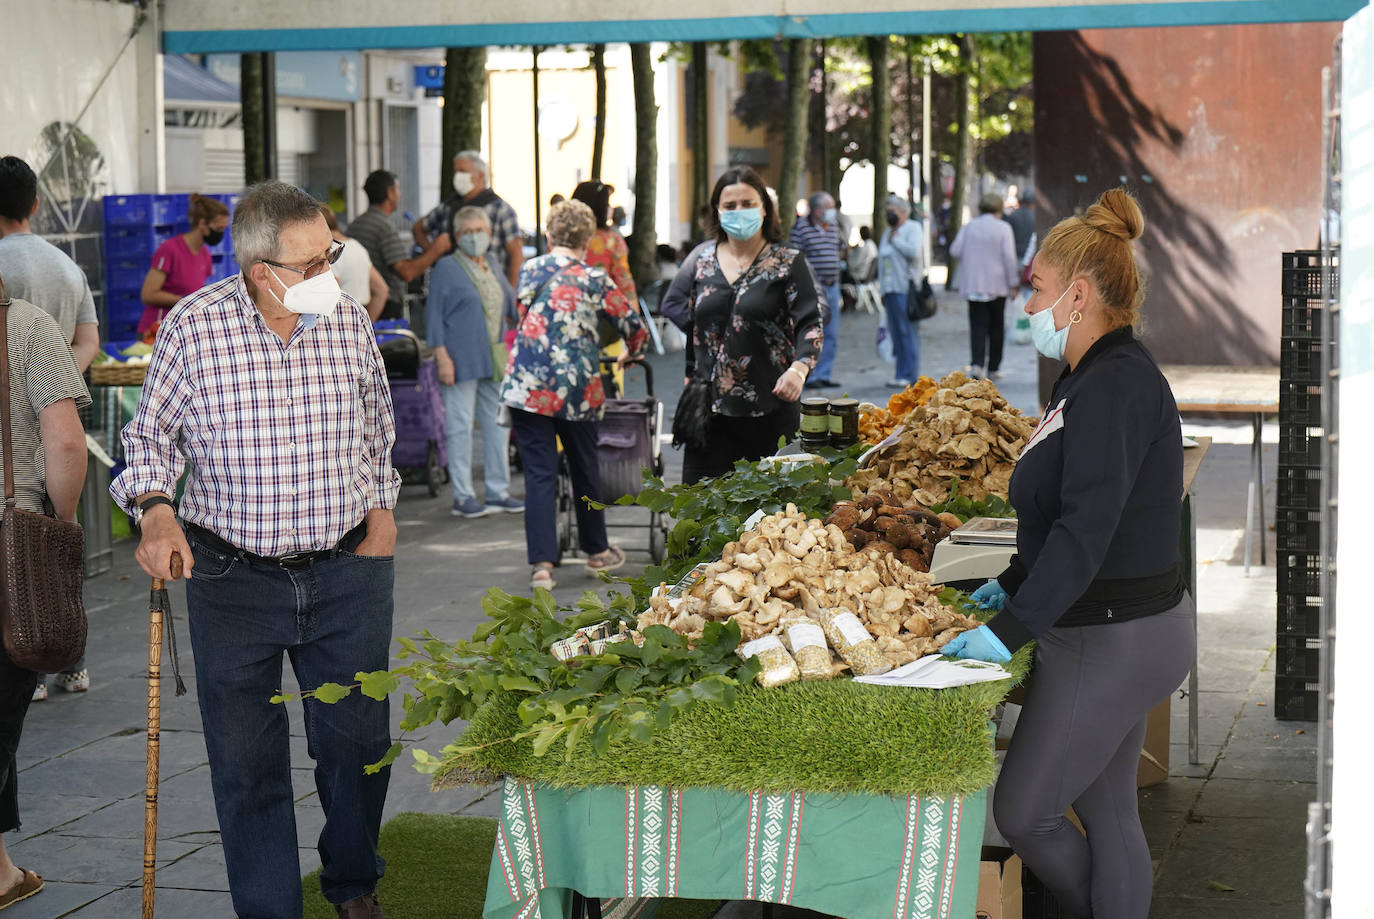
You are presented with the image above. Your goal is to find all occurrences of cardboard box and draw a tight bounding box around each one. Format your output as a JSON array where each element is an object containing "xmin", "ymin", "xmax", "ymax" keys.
[
  {"xmin": 1136, "ymin": 696, "xmax": 1170, "ymax": 788},
  {"xmin": 976, "ymin": 847, "xmax": 1023, "ymax": 919}
]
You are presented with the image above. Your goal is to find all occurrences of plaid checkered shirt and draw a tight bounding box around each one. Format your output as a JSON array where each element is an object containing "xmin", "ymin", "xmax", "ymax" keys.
[{"xmin": 110, "ymin": 275, "xmax": 401, "ymax": 558}]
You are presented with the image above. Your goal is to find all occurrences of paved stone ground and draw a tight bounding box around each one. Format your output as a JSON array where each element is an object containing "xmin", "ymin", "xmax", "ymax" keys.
[{"xmin": 6, "ymin": 279, "xmax": 1314, "ymax": 917}]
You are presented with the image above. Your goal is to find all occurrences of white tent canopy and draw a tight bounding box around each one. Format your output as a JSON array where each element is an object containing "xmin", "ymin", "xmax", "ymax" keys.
[{"xmin": 165, "ymin": 0, "xmax": 1366, "ymax": 52}]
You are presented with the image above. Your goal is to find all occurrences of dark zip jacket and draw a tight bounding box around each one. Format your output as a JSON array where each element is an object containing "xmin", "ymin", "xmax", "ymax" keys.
[{"xmin": 987, "ymin": 326, "xmax": 1185, "ymax": 653}]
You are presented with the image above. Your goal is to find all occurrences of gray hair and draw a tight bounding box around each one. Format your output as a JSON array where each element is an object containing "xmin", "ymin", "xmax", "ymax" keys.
[
  {"xmin": 453, "ymin": 150, "xmax": 488, "ymax": 179},
  {"xmin": 807, "ymin": 191, "xmax": 833, "ymax": 215},
  {"xmin": 232, "ymin": 181, "xmax": 324, "ymax": 268},
  {"xmin": 453, "ymin": 205, "xmax": 491, "ymax": 232},
  {"xmin": 886, "ymin": 195, "xmax": 910, "ymax": 217}
]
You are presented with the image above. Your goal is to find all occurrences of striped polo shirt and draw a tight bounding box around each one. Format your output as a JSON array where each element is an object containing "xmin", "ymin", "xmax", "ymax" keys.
[
  {"xmin": 1, "ymin": 298, "xmax": 92, "ymax": 513},
  {"xmin": 788, "ymin": 217, "xmax": 844, "ymax": 286}
]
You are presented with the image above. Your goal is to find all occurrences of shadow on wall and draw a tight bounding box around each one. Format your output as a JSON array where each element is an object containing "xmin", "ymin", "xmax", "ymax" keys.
[{"xmin": 1033, "ymin": 28, "xmax": 1330, "ymax": 378}]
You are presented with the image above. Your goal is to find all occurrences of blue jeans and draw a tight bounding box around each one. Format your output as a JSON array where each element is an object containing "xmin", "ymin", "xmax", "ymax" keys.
[
  {"xmin": 185, "ymin": 526, "xmax": 394, "ymax": 918},
  {"xmin": 811, "ymin": 281, "xmax": 843, "ymax": 382},
  {"xmin": 441, "ymin": 376, "xmax": 511, "ymax": 504},
  {"xmin": 882, "ymin": 292, "xmax": 920, "ymax": 382},
  {"xmin": 510, "ymin": 409, "xmax": 608, "ymax": 565}
]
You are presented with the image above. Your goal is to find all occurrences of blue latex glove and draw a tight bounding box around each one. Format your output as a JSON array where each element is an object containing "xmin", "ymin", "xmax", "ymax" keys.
[
  {"xmin": 969, "ymin": 578, "xmax": 1008, "ymax": 611},
  {"xmin": 941, "ymin": 625, "xmax": 1013, "ymax": 663}
]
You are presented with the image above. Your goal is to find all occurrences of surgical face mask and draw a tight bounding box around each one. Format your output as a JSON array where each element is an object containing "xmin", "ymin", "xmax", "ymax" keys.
[
  {"xmin": 267, "ymin": 265, "xmax": 340, "ymax": 316},
  {"xmin": 822, "ymin": 207, "xmax": 838, "ymax": 225},
  {"xmin": 205, "ymin": 227, "xmax": 225, "ymax": 246},
  {"xmin": 452, "ymin": 171, "xmax": 474, "ymax": 196},
  {"xmin": 885, "ymin": 210, "xmax": 900, "ymax": 227},
  {"xmin": 719, "ymin": 207, "xmax": 762, "ymax": 241},
  {"xmin": 1029, "ymin": 285, "xmax": 1077, "ymax": 360},
  {"xmin": 458, "ymin": 230, "xmax": 490, "ymax": 257}
]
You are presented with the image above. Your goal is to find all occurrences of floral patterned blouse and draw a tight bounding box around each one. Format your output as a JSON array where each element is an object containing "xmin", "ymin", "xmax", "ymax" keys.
[
  {"xmin": 500, "ymin": 254, "xmax": 649, "ymax": 422},
  {"xmin": 680, "ymin": 241, "xmax": 823, "ymax": 417},
  {"xmin": 583, "ymin": 228, "xmax": 637, "ymax": 306}
]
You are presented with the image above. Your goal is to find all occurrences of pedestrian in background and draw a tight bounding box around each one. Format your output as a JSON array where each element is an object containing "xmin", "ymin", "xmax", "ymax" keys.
[
  {"xmin": 114, "ymin": 181, "xmax": 400, "ymax": 919},
  {"xmin": 414, "ymin": 151, "xmax": 524, "ymax": 287},
  {"xmin": 348, "ymin": 169, "xmax": 451, "ymax": 320},
  {"xmin": 659, "ymin": 166, "xmax": 823, "ymax": 483},
  {"xmin": 0, "ymin": 154, "xmax": 101, "ymax": 702},
  {"xmin": 877, "ymin": 195, "xmax": 922, "ymax": 388},
  {"xmin": 789, "ymin": 190, "xmax": 844, "ymax": 389},
  {"xmin": 0, "ymin": 271, "xmax": 90, "ymax": 913},
  {"xmin": 950, "ymin": 192, "xmax": 1020, "ymax": 380},
  {"xmin": 321, "ymin": 204, "xmax": 388, "ymax": 322},
  {"xmin": 848, "ymin": 224, "xmax": 878, "ymax": 284},
  {"xmin": 137, "ymin": 193, "xmax": 229, "ymax": 336},
  {"xmin": 501, "ymin": 200, "xmax": 647, "ymax": 591},
  {"xmin": 426, "ymin": 205, "xmax": 523, "ymax": 519},
  {"xmin": 572, "ymin": 180, "xmax": 636, "ymax": 308}
]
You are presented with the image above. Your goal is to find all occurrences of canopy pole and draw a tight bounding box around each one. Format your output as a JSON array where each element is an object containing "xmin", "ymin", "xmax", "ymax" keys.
[{"xmin": 532, "ymin": 45, "xmax": 543, "ymax": 254}]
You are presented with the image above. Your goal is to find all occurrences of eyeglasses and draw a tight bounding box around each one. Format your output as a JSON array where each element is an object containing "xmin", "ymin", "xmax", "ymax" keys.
[{"xmin": 261, "ymin": 240, "xmax": 344, "ymax": 279}]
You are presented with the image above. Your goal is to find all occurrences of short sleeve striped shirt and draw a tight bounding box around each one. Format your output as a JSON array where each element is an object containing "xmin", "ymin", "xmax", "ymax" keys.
[
  {"xmin": 1, "ymin": 298, "xmax": 92, "ymax": 513},
  {"xmin": 110, "ymin": 276, "xmax": 401, "ymax": 557}
]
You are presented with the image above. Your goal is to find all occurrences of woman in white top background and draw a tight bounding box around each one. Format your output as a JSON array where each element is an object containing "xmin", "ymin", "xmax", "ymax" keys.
[{"xmin": 321, "ymin": 205, "xmax": 388, "ymax": 321}]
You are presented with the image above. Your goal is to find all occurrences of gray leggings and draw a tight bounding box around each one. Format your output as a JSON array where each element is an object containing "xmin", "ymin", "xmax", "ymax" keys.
[{"xmin": 993, "ymin": 595, "xmax": 1195, "ymax": 919}]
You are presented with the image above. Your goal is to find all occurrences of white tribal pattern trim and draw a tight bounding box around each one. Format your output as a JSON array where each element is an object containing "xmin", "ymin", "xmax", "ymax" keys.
[
  {"xmin": 505, "ymin": 778, "xmax": 538, "ymax": 898},
  {"xmin": 639, "ymin": 786, "xmax": 665, "ymax": 896}
]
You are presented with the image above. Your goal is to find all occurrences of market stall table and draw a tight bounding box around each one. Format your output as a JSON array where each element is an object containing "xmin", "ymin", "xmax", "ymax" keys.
[{"xmin": 1160, "ymin": 365, "xmax": 1278, "ymax": 575}]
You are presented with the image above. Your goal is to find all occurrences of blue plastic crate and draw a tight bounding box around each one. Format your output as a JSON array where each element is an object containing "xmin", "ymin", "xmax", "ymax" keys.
[
  {"xmin": 103, "ymin": 225, "xmax": 158, "ymax": 259},
  {"xmin": 107, "ymin": 259, "xmax": 147, "ymax": 292},
  {"xmin": 103, "ymin": 194, "xmax": 154, "ymax": 227},
  {"xmin": 105, "ymin": 320, "xmax": 140, "ymax": 342},
  {"xmin": 154, "ymin": 194, "xmax": 189, "ymax": 226},
  {"xmin": 105, "ymin": 292, "xmax": 145, "ymax": 323}
]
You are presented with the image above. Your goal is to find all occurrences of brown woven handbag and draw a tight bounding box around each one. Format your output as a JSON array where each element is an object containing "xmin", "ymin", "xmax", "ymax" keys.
[{"xmin": 0, "ymin": 298, "xmax": 86, "ymax": 673}]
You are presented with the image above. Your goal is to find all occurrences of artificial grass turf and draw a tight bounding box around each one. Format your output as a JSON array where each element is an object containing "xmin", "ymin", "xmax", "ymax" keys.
[
  {"xmin": 302, "ymin": 813, "xmax": 724, "ymax": 919},
  {"xmin": 439, "ymin": 644, "xmax": 1030, "ymax": 798}
]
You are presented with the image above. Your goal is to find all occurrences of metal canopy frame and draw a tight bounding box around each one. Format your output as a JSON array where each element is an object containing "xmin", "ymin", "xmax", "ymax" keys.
[{"xmin": 163, "ymin": 0, "xmax": 1368, "ymax": 53}]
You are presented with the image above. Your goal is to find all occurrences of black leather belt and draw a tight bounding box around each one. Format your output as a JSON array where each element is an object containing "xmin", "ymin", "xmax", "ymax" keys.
[{"xmin": 185, "ymin": 521, "xmax": 366, "ymax": 570}]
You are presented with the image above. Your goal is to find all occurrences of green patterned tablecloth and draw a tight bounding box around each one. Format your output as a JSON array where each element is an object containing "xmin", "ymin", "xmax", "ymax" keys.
[{"xmin": 485, "ymin": 778, "xmax": 986, "ymax": 919}]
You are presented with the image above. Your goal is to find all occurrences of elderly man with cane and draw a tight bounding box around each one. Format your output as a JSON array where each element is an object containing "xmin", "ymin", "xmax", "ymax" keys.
[{"xmin": 112, "ymin": 181, "xmax": 400, "ymax": 919}]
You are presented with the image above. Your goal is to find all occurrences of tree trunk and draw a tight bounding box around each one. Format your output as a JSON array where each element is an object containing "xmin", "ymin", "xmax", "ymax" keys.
[
  {"xmin": 906, "ymin": 37, "xmax": 918, "ymax": 204},
  {"xmin": 867, "ymin": 36, "xmax": 891, "ymax": 234},
  {"xmin": 777, "ymin": 37, "xmax": 813, "ymax": 238},
  {"xmin": 949, "ymin": 34, "xmax": 974, "ymax": 251},
  {"xmin": 591, "ymin": 44, "xmax": 607, "ymax": 180},
  {"xmin": 441, "ymin": 46, "xmax": 487, "ymax": 193},
  {"xmin": 817, "ymin": 41, "xmax": 834, "ymax": 195},
  {"xmin": 241, "ymin": 53, "xmax": 266, "ymax": 185},
  {"xmin": 628, "ymin": 43, "xmax": 658, "ymax": 289},
  {"xmin": 690, "ymin": 43, "xmax": 709, "ymax": 243}
]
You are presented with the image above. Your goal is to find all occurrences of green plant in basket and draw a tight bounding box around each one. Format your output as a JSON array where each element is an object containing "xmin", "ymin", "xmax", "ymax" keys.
[{"xmin": 273, "ymin": 588, "xmax": 759, "ymax": 773}]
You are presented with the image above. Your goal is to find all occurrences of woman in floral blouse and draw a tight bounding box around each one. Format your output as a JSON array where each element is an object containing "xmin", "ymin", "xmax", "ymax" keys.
[
  {"xmin": 501, "ymin": 200, "xmax": 648, "ymax": 590},
  {"xmin": 660, "ymin": 166, "xmax": 825, "ymax": 483}
]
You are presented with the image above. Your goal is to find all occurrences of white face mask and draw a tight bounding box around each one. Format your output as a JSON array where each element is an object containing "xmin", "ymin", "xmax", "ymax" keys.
[
  {"xmin": 452, "ymin": 171, "xmax": 474, "ymax": 196},
  {"xmin": 267, "ymin": 265, "xmax": 340, "ymax": 316}
]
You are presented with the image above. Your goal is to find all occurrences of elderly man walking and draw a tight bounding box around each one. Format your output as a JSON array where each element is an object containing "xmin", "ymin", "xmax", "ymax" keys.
[
  {"xmin": 112, "ymin": 181, "xmax": 400, "ymax": 919},
  {"xmin": 414, "ymin": 150, "xmax": 524, "ymax": 287},
  {"xmin": 788, "ymin": 191, "xmax": 844, "ymax": 388},
  {"xmin": 950, "ymin": 192, "xmax": 1020, "ymax": 380}
]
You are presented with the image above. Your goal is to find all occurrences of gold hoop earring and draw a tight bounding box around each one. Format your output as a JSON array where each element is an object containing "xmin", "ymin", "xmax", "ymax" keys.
[{"xmin": 1069, "ymin": 310, "xmax": 1083, "ymax": 324}]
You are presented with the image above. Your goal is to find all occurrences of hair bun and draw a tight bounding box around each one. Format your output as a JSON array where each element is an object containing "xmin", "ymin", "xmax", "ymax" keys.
[{"xmin": 1084, "ymin": 187, "xmax": 1144, "ymax": 241}]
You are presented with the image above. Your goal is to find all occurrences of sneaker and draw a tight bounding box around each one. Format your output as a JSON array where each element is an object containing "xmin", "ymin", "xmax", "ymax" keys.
[
  {"xmin": 55, "ymin": 669, "xmax": 89, "ymax": 693},
  {"xmin": 451, "ymin": 497, "xmax": 492, "ymax": 518},
  {"xmin": 31, "ymin": 682, "xmax": 47, "ymax": 702},
  {"xmin": 884, "ymin": 379, "xmax": 913, "ymax": 389},
  {"xmin": 485, "ymin": 495, "xmax": 525, "ymax": 514},
  {"xmin": 964, "ymin": 364, "xmax": 985, "ymax": 380},
  {"xmin": 988, "ymin": 370, "xmax": 1005, "ymax": 382}
]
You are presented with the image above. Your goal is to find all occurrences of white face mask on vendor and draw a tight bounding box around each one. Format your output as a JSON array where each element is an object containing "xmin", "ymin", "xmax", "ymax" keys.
[{"xmin": 267, "ymin": 265, "xmax": 341, "ymax": 316}]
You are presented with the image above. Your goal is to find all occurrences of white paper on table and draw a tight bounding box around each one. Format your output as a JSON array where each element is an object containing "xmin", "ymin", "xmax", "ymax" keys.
[{"xmin": 854, "ymin": 654, "xmax": 1013, "ymax": 689}]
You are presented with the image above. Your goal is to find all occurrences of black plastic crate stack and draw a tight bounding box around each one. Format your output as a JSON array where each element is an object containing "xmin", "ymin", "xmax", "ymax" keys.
[{"xmin": 1276, "ymin": 250, "xmax": 1334, "ymax": 721}]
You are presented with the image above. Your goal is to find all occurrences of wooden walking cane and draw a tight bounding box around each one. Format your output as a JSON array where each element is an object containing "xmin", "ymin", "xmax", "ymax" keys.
[{"xmin": 143, "ymin": 551, "xmax": 187, "ymax": 919}]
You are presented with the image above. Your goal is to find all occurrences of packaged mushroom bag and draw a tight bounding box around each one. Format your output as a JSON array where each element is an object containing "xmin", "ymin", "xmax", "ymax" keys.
[
  {"xmin": 781, "ymin": 615, "xmax": 834, "ymax": 681},
  {"xmin": 738, "ymin": 634, "xmax": 802, "ymax": 688},
  {"xmin": 818, "ymin": 607, "xmax": 892, "ymax": 676}
]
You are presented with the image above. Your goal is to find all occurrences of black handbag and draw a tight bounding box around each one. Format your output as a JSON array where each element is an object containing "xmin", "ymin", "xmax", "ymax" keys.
[
  {"xmin": 906, "ymin": 276, "xmax": 937, "ymax": 321},
  {"xmin": 671, "ymin": 376, "xmax": 712, "ymax": 451}
]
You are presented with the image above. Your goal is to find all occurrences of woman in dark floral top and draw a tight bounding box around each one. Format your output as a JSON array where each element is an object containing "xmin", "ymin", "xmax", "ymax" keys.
[
  {"xmin": 501, "ymin": 200, "xmax": 648, "ymax": 590},
  {"xmin": 660, "ymin": 166, "xmax": 824, "ymax": 483}
]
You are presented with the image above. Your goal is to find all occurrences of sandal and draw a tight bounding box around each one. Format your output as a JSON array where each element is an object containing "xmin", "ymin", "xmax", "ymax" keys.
[
  {"xmin": 531, "ymin": 565, "xmax": 556, "ymax": 591},
  {"xmin": 0, "ymin": 869, "xmax": 43, "ymax": 910},
  {"xmin": 586, "ymin": 546, "xmax": 626, "ymax": 574}
]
